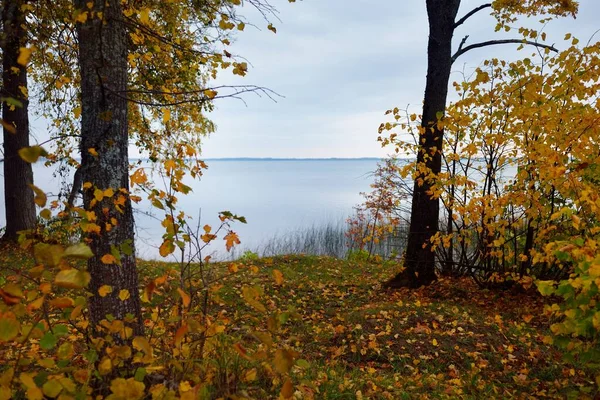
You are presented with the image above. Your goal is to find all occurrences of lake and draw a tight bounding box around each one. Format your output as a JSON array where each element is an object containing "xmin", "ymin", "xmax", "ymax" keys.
[{"xmin": 0, "ymin": 159, "xmax": 380, "ymax": 260}]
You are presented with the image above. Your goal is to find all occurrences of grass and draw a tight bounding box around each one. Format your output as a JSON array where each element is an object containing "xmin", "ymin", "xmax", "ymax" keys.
[
  {"xmin": 253, "ymin": 221, "xmax": 407, "ymax": 260},
  {"xmin": 139, "ymin": 253, "xmax": 597, "ymax": 399}
]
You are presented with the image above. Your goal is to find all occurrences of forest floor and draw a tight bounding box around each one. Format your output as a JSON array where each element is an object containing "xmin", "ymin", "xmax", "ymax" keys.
[
  {"xmin": 137, "ymin": 254, "xmax": 598, "ymax": 399},
  {"xmin": 1, "ymin": 244, "xmax": 598, "ymax": 399}
]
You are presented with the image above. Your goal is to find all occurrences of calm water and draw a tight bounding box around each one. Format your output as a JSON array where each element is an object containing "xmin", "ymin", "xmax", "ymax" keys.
[{"xmin": 0, "ymin": 159, "xmax": 379, "ymax": 260}]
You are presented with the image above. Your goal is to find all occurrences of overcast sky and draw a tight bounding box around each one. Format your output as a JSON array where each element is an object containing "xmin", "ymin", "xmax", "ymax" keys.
[{"xmin": 197, "ymin": 0, "xmax": 600, "ymax": 159}]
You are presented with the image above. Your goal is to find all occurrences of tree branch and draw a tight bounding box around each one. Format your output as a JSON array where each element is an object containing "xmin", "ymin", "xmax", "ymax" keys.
[
  {"xmin": 452, "ymin": 39, "xmax": 558, "ymax": 64},
  {"xmin": 454, "ymin": 3, "xmax": 492, "ymax": 29}
]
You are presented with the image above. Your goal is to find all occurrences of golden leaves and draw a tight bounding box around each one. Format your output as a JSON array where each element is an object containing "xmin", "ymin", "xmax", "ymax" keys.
[
  {"xmin": 17, "ymin": 47, "xmax": 34, "ymax": 66},
  {"xmin": 98, "ymin": 285, "xmax": 112, "ymax": 297},
  {"xmin": 101, "ymin": 254, "xmax": 117, "ymax": 265},
  {"xmin": 54, "ymin": 268, "xmax": 91, "ymax": 289}
]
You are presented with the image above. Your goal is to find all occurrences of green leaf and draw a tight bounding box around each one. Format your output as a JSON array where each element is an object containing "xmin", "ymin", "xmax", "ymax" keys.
[
  {"xmin": 39, "ymin": 332, "xmax": 57, "ymax": 350},
  {"xmin": 63, "ymin": 243, "xmax": 94, "ymax": 260},
  {"xmin": 0, "ymin": 317, "xmax": 20, "ymax": 342},
  {"xmin": 39, "ymin": 209, "xmax": 52, "ymax": 220},
  {"xmin": 151, "ymin": 199, "xmax": 164, "ymax": 210},
  {"xmin": 1, "ymin": 96, "xmax": 23, "ymax": 108},
  {"xmin": 134, "ymin": 368, "xmax": 147, "ymax": 382},
  {"xmin": 42, "ymin": 379, "xmax": 62, "ymax": 398},
  {"xmin": 53, "ymin": 324, "xmax": 69, "ymax": 337},
  {"xmin": 537, "ymin": 280, "xmax": 556, "ymax": 296},
  {"xmin": 121, "ymin": 240, "xmax": 134, "ymax": 256},
  {"xmin": 18, "ymin": 145, "xmax": 47, "ymax": 163}
]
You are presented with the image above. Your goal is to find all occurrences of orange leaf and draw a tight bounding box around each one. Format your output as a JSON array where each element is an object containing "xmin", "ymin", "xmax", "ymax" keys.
[
  {"xmin": 273, "ymin": 269, "xmax": 284, "ymax": 285},
  {"xmin": 177, "ymin": 288, "xmax": 191, "ymax": 308},
  {"xmin": 280, "ymin": 379, "xmax": 294, "ymax": 399},
  {"xmin": 101, "ymin": 254, "xmax": 117, "ymax": 264},
  {"xmin": 224, "ymin": 231, "xmax": 240, "ymax": 252},
  {"xmin": 174, "ymin": 324, "xmax": 188, "ymax": 347}
]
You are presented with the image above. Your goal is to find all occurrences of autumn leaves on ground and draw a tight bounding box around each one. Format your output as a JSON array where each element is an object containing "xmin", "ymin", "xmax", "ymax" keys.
[{"xmin": 0, "ymin": 244, "xmax": 596, "ymax": 399}]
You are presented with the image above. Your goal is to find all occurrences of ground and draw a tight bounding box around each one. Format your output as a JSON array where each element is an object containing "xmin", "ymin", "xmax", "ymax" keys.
[
  {"xmin": 153, "ymin": 254, "xmax": 597, "ymax": 399},
  {"xmin": 0, "ymin": 244, "xmax": 598, "ymax": 399}
]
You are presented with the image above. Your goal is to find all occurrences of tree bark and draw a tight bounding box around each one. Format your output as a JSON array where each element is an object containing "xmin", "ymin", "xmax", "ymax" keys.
[
  {"xmin": 76, "ymin": 0, "xmax": 143, "ymax": 335},
  {"xmin": 1, "ymin": 0, "xmax": 36, "ymax": 241},
  {"xmin": 385, "ymin": 0, "xmax": 460, "ymax": 288}
]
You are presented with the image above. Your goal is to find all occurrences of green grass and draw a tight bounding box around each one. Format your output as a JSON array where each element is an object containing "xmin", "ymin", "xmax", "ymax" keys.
[{"xmin": 168, "ymin": 254, "xmax": 598, "ymax": 399}]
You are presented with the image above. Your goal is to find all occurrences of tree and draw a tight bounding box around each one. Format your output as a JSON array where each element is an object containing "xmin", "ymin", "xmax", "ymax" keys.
[
  {"xmin": 384, "ymin": 0, "xmax": 577, "ymax": 288},
  {"xmin": 1, "ymin": 0, "xmax": 36, "ymax": 241},
  {"xmin": 75, "ymin": 0, "xmax": 143, "ymax": 334}
]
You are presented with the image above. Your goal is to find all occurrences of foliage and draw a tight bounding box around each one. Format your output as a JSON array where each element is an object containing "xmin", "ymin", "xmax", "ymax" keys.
[{"xmin": 1, "ymin": 250, "xmax": 597, "ymax": 398}]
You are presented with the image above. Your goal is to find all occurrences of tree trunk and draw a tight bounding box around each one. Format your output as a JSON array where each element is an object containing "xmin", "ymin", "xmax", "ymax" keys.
[
  {"xmin": 385, "ymin": 0, "xmax": 460, "ymax": 288},
  {"xmin": 1, "ymin": 0, "xmax": 36, "ymax": 241},
  {"xmin": 76, "ymin": 0, "xmax": 143, "ymax": 335}
]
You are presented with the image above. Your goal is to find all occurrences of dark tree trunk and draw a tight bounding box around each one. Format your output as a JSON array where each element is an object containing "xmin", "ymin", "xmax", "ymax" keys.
[
  {"xmin": 385, "ymin": 0, "xmax": 460, "ymax": 288},
  {"xmin": 1, "ymin": 0, "xmax": 36, "ymax": 241},
  {"xmin": 76, "ymin": 0, "xmax": 143, "ymax": 335}
]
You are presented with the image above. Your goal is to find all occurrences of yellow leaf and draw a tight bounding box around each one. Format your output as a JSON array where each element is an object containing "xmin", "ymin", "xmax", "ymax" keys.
[
  {"xmin": 29, "ymin": 184, "xmax": 47, "ymax": 207},
  {"xmin": 19, "ymin": 146, "xmax": 48, "ymax": 164},
  {"xmin": 19, "ymin": 372, "xmax": 36, "ymax": 390},
  {"xmin": 98, "ymin": 285, "xmax": 112, "ymax": 297},
  {"xmin": 104, "ymin": 188, "xmax": 114, "ymax": 198},
  {"xmin": 75, "ymin": 11, "xmax": 88, "ymax": 23},
  {"xmin": 88, "ymin": 147, "xmax": 98, "ymax": 157},
  {"xmin": 162, "ymin": 108, "xmax": 171, "ymax": 123},
  {"xmin": 432, "ymin": 338, "xmax": 438, "ymax": 346},
  {"xmin": 119, "ymin": 289, "xmax": 130, "ymax": 301},
  {"xmin": 101, "ymin": 254, "xmax": 117, "ymax": 264},
  {"xmin": 204, "ymin": 89, "xmax": 218, "ymax": 99},
  {"xmin": 83, "ymin": 181, "xmax": 92, "ymax": 189},
  {"xmin": 273, "ymin": 269, "xmax": 284, "ymax": 285},
  {"xmin": 267, "ymin": 23, "xmax": 277, "ymax": 33},
  {"xmin": 244, "ymin": 368, "xmax": 257, "ymax": 382},
  {"xmin": 49, "ymin": 297, "xmax": 74, "ymax": 309},
  {"xmin": 17, "ymin": 47, "xmax": 34, "ymax": 66},
  {"xmin": 133, "ymin": 336, "xmax": 152, "ymax": 355},
  {"xmin": 94, "ymin": 188, "xmax": 104, "ymax": 201},
  {"xmin": 63, "ymin": 243, "xmax": 94, "ymax": 259},
  {"xmin": 274, "ymin": 348, "xmax": 296, "ymax": 374},
  {"xmin": 55, "ymin": 269, "xmax": 91, "ymax": 289},
  {"xmin": 139, "ymin": 8, "xmax": 150, "ymax": 24},
  {"xmin": 98, "ymin": 357, "xmax": 112, "ymax": 375},
  {"xmin": 159, "ymin": 240, "xmax": 175, "ymax": 257}
]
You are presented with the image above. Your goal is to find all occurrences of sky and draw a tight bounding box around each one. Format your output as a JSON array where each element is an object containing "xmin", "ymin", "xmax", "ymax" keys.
[{"xmin": 198, "ymin": 0, "xmax": 600, "ymax": 159}]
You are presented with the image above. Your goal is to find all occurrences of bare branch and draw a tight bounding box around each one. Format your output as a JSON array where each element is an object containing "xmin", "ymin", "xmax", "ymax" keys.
[
  {"xmin": 109, "ymin": 85, "xmax": 282, "ymax": 107},
  {"xmin": 454, "ymin": 3, "xmax": 492, "ymax": 29},
  {"xmin": 455, "ymin": 35, "xmax": 469, "ymax": 57},
  {"xmin": 452, "ymin": 39, "xmax": 558, "ymax": 64}
]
